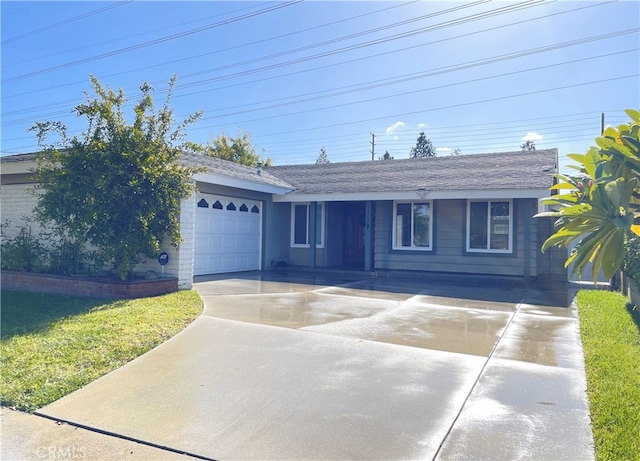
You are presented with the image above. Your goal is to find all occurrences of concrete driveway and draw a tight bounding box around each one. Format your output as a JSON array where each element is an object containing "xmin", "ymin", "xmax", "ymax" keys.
[{"xmin": 32, "ymin": 272, "xmax": 593, "ymax": 460}]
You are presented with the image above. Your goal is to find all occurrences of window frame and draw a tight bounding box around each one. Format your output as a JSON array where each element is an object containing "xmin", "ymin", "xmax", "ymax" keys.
[
  {"xmin": 290, "ymin": 202, "xmax": 325, "ymax": 248},
  {"xmin": 465, "ymin": 199, "xmax": 513, "ymax": 253},
  {"xmin": 392, "ymin": 200, "xmax": 433, "ymax": 251}
]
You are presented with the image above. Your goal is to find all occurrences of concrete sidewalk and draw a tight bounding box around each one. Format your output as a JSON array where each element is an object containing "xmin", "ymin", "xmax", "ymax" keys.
[{"xmin": 3, "ymin": 273, "xmax": 594, "ymax": 460}]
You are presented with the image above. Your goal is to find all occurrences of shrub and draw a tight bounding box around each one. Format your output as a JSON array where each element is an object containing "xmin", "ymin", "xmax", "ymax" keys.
[
  {"xmin": 0, "ymin": 225, "xmax": 47, "ymax": 272},
  {"xmin": 47, "ymin": 237, "xmax": 93, "ymax": 275},
  {"xmin": 32, "ymin": 76, "xmax": 202, "ymax": 280},
  {"xmin": 1, "ymin": 222, "xmax": 93, "ymax": 276},
  {"xmin": 623, "ymin": 233, "xmax": 640, "ymax": 286}
]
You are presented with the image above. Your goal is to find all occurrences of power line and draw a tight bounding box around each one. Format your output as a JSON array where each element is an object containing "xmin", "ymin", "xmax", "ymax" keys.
[
  {"xmin": 193, "ymin": 43, "xmax": 637, "ymax": 122},
  {"xmin": 232, "ymin": 76, "xmax": 638, "ymax": 140},
  {"xmin": 7, "ymin": 33, "xmax": 633, "ymax": 124},
  {"xmin": 3, "ymin": 2, "xmax": 276, "ymax": 68},
  {"xmin": 1, "ymin": 1, "xmax": 303, "ymax": 84},
  {"xmin": 1, "ymin": 1, "xmax": 132, "ymax": 45},
  {"xmin": 5, "ymin": 4, "xmax": 629, "ymax": 124},
  {"xmin": 173, "ymin": 0, "xmax": 550, "ymax": 92},
  {"xmin": 1, "ymin": 0, "xmax": 615, "ymax": 103},
  {"xmin": 1, "ymin": 1, "xmax": 418, "ymax": 99},
  {"xmin": 185, "ymin": 57, "xmax": 638, "ymax": 133}
]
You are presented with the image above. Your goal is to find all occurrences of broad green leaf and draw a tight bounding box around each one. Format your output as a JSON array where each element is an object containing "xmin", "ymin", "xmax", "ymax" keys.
[
  {"xmin": 603, "ymin": 178, "xmax": 623, "ymax": 211},
  {"xmin": 598, "ymin": 136, "xmax": 634, "ymax": 158},
  {"xmin": 600, "ymin": 228, "xmax": 625, "ymax": 279},
  {"xmin": 625, "ymin": 108, "xmax": 640, "ymax": 123},
  {"xmin": 567, "ymin": 152, "xmax": 585, "ymax": 163},
  {"xmin": 583, "ymin": 148, "xmax": 601, "ymax": 178}
]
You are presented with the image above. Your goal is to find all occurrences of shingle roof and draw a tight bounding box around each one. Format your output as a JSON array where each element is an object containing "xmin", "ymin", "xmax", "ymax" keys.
[
  {"xmin": 267, "ymin": 149, "xmax": 558, "ymax": 195},
  {"xmin": 0, "ymin": 151, "xmax": 295, "ymax": 191},
  {"xmin": 1, "ymin": 149, "xmax": 558, "ymax": 195},
  {"xmin": 0, "ymin": 153, "xmax": 37, "ymax": 163},
  {"xmin": 180, "ymin": 152, "xmax": 293, "ymax": 190}
]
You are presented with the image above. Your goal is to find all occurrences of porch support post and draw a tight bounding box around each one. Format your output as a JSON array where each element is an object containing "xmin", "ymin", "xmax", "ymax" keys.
[
  {"xmin": 523, "ymin": 198, "xmax": 532, "ymax": 280},
  {"xmin": 309, "ymin": 201, "xmax": 317, "ymax": 269},
  {"xmin": 364, "ymin": 201, "xmax": 373, "ymax": 272}
]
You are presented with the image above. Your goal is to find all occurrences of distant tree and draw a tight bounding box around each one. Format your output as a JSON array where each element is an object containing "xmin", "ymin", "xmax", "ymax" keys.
[
  {"xmin": 31, "ymin": 76, "xmax": 201, "ymax": 280},
  {"xmin": 521, "ymin": 140, "xmax": 536, "ymax": 151},
  {"xmin": 379, "ymin": 150, "xmax": 394, "ymax": 160},
  {"xmin": 452, "ymin": 148, "xmax": 462, "ymax": 156},
  {"xmin": 186, "ymin": 129, "xmax": 271, "ymax": 166},
  {"xmin": 316, "ymin": 147, "xmax": 330, "ymax": 164},
  {"xmin": 410, "ymin": 132, "xmax": 436, "ymax": 158}
]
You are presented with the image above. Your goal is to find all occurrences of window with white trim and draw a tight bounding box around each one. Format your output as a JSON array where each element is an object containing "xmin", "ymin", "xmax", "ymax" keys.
[
  {"xmin": 466, "ymin": 200, "xmax": 512, "ymax": 253},
  {"xmin": 392, "ymin": 201, "xmax": 432, "ymax": 250},
  {"xmin": 291, "ymin": 203, "xmax": 324, "ymax": 248}
]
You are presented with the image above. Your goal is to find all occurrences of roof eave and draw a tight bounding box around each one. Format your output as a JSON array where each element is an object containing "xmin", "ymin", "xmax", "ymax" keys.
[
  {"xmin": 272, "ymin": 188, "xmax": 551, "ymax": 203},
  {"xmin": 194, "ymin": 172, "xmax": 294, "ymax": 195}
]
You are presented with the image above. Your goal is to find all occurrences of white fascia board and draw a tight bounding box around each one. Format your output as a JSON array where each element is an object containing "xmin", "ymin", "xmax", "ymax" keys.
[
  {"xmin": 193, "ymin": 172, "xmax": 293, "ymax": 195},
  {"xmin": 274, "ymin": 188, "xmax": 552, "ymax": 203},
  {"xmin": 0, "ymin": 161, "xmax": 37, "ymax": 175}
]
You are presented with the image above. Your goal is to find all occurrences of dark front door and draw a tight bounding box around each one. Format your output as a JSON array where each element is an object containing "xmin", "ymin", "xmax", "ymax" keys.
[{"xmin": 343, "ymin": 202, "xmax": 366, "ymax": 267}]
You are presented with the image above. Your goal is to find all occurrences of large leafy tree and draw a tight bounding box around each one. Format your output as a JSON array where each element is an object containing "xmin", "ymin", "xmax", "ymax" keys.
[
  {"xmin": 536, "ymin": 109, "xmax": 640, "ymax": 281},
  {"xmin": 187, "ymin": 129, "xmax": 271, "ymax": 166},
  {"xmin": 410, "ymin": 131, "xmax": 436, "ymax": 158},
  {"xmin": 31, "ymin": 76, "xmax": 202, "ymax": 280}
]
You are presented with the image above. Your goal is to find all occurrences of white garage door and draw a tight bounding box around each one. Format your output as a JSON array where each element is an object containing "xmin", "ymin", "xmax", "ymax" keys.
[{"xmin": 194, "ymin": 194, "xmax": 262, "ymax": 275}]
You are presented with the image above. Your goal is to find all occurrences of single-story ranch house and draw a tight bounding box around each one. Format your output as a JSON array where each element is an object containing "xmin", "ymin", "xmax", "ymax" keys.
[{"xmin": 0, "ymin": 149, "xmax": 566, "ymax": 289}]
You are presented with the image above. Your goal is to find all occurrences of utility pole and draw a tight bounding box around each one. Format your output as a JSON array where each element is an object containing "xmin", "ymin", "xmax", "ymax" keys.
[
  {"xmin": 601, "ymin": 112, "xmax": 605, "ymax": 135},
  {"xmin": 370, "ymin": 133, "xmax": 375, "ymax": 161}
]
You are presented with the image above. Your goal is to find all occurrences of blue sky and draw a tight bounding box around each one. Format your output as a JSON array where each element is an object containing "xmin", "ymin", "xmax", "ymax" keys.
[{"xmin": 1, "ymin": 1, "xmax": 639, "ymax": 167}]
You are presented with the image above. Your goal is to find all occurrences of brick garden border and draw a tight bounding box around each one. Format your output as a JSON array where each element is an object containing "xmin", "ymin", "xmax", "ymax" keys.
[{"xmin": 1, "ymin": 271, "xmax": 178, "ymax": 299}]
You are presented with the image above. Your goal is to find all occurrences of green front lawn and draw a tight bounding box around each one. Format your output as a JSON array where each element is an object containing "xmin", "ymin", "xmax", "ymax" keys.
[
  {"xmin": 0, "ymin": 290, "xmax": 202, "ymax": 412},
  {"xmin": 577, "ymin": 290, "xmax": 640, "ymax": 461}
]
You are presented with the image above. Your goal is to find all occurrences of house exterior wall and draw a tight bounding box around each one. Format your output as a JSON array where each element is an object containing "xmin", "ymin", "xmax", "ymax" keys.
[
  {"xmin": 264, "ymin": 202, "xmax": 293, "ymax": 268},
  {"xmin": 535, "ymin": 215, "xmax": 568, "ymax": 281},
  {"xmin": 0, "ymin": 184, "xmax": 43, "ymax": 238},
  {"xmin": 374, "ymin": 198, "xmax": 539, "ymax": 278},
  {"xmin": 276, "ymin": 201, "xmax": 328, "ymax": 268},
  {"xmin": 1, "ymin": 182, "xmax": 196, "ymax": 288},
  {"xmin": 132, "ymin": 193, "xmax": 195, "ymax": 289}
]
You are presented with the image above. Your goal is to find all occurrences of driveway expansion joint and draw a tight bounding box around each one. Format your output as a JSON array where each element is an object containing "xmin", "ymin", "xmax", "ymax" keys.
[
  {"xmin": 432, "ymin": 288, "xmax": 531, "ymax": 460},
  {"xmin": 32, "ymin": 411, "xmax": 219, "ymax": 461}
]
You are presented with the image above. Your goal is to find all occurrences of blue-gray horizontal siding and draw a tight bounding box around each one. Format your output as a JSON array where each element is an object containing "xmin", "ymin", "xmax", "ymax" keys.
[{"xmin": 374, "ymin": 199, "xmax": 537, "ymax": 277}]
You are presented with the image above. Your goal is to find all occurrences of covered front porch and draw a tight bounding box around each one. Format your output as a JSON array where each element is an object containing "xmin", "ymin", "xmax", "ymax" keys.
[{"xmin": 286, "ymin": 200, "xmax": 376, "ymax": 272}]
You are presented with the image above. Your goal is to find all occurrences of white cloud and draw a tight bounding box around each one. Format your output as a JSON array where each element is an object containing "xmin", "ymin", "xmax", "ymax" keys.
[
  {"xmin": 522, "ymin": 131, "xmax": 543, "ymax": 142},
  {"xmin": 386, "ymin": 121, "xmax": 405, "ymax": 136},
  {"xmin": 417, "ymin": 123, "xmax": 426, "ymax": 129},
  {"xmin": 436, "ymin": 147, "xmax": 452, "ymax": 153}
]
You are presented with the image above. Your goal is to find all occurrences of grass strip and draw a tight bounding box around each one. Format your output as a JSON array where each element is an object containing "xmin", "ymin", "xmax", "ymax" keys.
[
  {"xmin": 1, "ymin": 290, "xmax": 202, "ymax": 412},
  {"xmin": 576, "ymin": 290, "xmax": 640, "ymax": 461}
]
